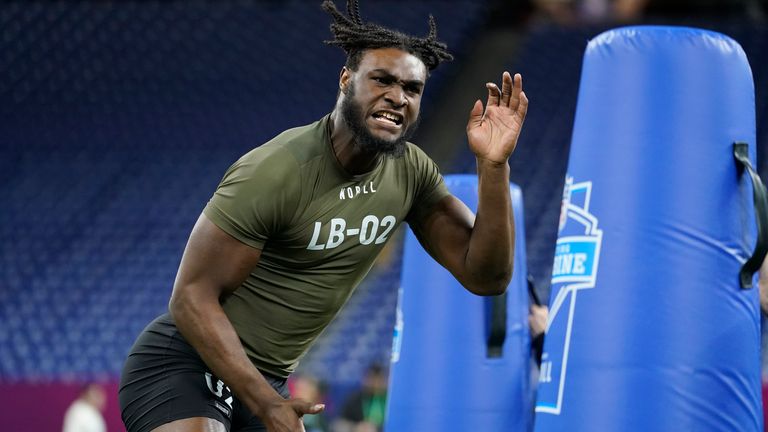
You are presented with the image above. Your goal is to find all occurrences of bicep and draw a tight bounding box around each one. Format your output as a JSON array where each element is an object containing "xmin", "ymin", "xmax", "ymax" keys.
[
  {"xmin": 170, "ymin": 212, "xmax": 263, "ymax": 305},
  {"xmin": 410, "ymin": 194, "xmax": 475, "ymax": 278}
]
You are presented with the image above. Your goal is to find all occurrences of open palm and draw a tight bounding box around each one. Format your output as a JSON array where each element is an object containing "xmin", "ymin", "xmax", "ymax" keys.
[{"xmin": 466, "ymin": 72, "xmax": 528, "ymax": 164}]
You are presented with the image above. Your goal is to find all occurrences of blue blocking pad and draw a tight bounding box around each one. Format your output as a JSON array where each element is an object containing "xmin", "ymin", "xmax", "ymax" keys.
[
  {"xmin": 386, "ymin": 174, "xmax": 532, "ymax": 432},
  {"xmin": 534, "ymin": 27, "xmax": 762, "ymax": 431}
]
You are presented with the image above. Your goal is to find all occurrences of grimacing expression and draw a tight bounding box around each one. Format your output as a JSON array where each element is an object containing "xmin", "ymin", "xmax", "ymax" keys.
[{"xmin": 340, "ymin": 48, "xmax": 427, "ymax": 157}]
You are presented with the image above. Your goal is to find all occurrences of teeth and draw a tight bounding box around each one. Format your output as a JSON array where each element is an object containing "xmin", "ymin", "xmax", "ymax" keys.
[{"xmin": 375, "ymin": 112, "xmax": 401, "ymax": 124}]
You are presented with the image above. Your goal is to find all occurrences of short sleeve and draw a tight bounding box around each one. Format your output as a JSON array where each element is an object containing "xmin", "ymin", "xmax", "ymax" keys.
[
  {"xmin": 406, "ymin": 145, "xmax": 450, "ymax": 223},
  {"xmin": 203, "ymin": 147, "xmax": 299, "ymax": 249}
]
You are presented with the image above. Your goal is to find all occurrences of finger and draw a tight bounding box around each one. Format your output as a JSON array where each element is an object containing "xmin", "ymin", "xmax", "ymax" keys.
[
  {"xmin": 501, "ymin": 71, "xmax": 513, "ymax": 106},
  {"xmin": 466, "ymin": 99, "xmax": 483, "ymax": 131},
  {"xmin": 509, "ymin": 73, "xmax": 522, "ymax": 110},
  {"xmin": 518, "ymin": 91, "xmax": 529, "ymax": 121},
  {"xmin": 486, "ymin": 82, "xmax": 500, "ymax": 107},
  {"xmin": 291, "ymin": 399, "xmax": 325, "ymax": 415},
  {"xmin": 301, "ymin": 402, "xmax": 326, "ymax": 414}
]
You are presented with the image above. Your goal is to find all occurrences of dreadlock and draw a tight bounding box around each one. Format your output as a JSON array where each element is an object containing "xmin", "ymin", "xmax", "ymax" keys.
[{"xmin": 321, "ymin": 0, "xmax": 453, "ymax": 72}]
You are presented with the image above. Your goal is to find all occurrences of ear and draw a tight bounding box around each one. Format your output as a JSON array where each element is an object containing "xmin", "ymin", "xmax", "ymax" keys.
[{"xmin": 339, "ymin": 67, "xmax": 352, "ymax": 93}]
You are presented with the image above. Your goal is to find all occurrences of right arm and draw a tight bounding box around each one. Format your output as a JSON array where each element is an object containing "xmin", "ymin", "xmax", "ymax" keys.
[{"xmin": 169, "ymin": 213, "xmax": 324, "ymax": 431}]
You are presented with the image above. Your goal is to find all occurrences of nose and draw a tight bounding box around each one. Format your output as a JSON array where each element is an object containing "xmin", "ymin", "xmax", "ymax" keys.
[{"xmin": 385, "ymin": 87, "xmax": 407, "ymax": 108}]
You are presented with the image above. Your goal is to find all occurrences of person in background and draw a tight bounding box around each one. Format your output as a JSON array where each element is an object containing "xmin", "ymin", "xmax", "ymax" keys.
[
  {"xmin": 529, "ymin": 303, "xmax": 548, "ymax": 366},
  {"xmin": 759, "ymin": 254, "xmax": 768, "ymax": 316},
  {"xmin": 62, "ymin": 383, "xmax": 107, "ymax": 432},
  {"xmin": 290, "ymin": 375, "xmax": 329, "ymax": 432},
  {"xmin": 333, "ymin": 364, "xmax": 388, "ymax": 432},
  {"xmin": 532, "ymin": 0, "xmax": 646, "ymax": 24}
]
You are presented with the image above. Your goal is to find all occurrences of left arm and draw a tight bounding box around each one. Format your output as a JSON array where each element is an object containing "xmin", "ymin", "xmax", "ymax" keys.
[{"xmin": 411, "ymin": 72, "xmax": 528, "ymax": 296}]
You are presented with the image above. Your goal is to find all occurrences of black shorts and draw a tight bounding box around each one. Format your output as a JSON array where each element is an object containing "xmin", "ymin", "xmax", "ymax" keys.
[{"xmin": 119, "ymin": 313, "xmax": 289, "ymax": 432}]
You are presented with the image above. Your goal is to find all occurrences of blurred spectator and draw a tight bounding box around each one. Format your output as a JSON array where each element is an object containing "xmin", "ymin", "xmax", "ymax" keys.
[
  {"xmin": 529, "ymin": 304, "xmax": 549, "ymax": 366},
  {"xmin": 759, "ymin": 254, "xmax": 768, "ymax": 316},
  {"xmin": 333, "ymin": 364, "xmax": 388, "ymax": 432},
  {"xmin": 61, "ymin": 383, "xmax": 107, "ymax": 432},
  {"xmin": 532, "ymin": 0, "xmax": 764, "ymax": 24},
  {"xmin": 291, "ymin": 374, "xmax": 330, "ymax": 432},
  {"xmin": 643, "ymin": 0, "xmax": 763, "ymax": 19},
  {"xmin": 533, "ymin": 0, "xmax": 646, "ymax": 24}
]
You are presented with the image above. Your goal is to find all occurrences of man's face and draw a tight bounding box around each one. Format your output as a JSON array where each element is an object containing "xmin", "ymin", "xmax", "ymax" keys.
[{"xmin": 340, "ymin": 48, "xmax": 427, "ymax": 157}]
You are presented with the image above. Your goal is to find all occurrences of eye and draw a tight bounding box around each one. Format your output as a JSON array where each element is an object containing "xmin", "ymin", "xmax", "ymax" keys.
[
  {"xmin": 405, "ymin": 85, "xmax": 422, "ymax": 95},
  {"xmin": 372, "ymin": 76, "xmax": 392, "ymax": 85}
]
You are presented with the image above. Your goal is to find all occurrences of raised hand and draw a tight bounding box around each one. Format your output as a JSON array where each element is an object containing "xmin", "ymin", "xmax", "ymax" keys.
[
  {"xmin": 262, "ymin": 398, "xmax": 325, "ymax": 432},
  {"xmin": 466, "ymin": 72, "xmax": 528, "ymax": 164}
]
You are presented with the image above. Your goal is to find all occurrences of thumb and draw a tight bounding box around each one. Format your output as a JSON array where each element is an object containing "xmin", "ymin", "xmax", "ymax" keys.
[
  {"xmin": 466, "ymin": 99, "xmax": 484, "ymax": 130},
  {"xmin": 292, "ymin": 399, "xmax": 325, "ymax": 415},
  {"xmin": 308, "ymin": 403, "xmax": 325, "ymax": 414}
]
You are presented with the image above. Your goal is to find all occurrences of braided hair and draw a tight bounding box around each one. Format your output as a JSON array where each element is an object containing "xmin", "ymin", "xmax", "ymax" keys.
[{"xmin": 321, "ymin": 0, "xmax": 453, "ymax": 72}]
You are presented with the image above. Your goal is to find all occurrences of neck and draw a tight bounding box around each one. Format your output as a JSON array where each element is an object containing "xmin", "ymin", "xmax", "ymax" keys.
[{"xmin": 329, "ymin": 108, "xmax": 381, "ymax": 176}]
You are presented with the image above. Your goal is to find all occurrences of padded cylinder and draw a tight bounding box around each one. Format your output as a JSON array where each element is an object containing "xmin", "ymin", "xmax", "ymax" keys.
[
  {"xmin": 534, "ymin": 27, "xmax": 762, "ymax": 431},
  {"xmin": 386, "ymin": 174, "xmax": 531, "ymax": 432}
]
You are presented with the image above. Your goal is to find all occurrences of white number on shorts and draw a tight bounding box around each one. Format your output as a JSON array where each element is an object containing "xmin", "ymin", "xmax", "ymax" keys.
[{"xmin": 205, "ymin": 372, "xmax": 233, "ymax": 409}]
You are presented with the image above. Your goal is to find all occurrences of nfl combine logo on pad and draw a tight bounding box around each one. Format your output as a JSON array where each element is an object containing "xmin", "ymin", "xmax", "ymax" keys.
[{"xmin": 536, "ymin": 176, "xmax": 603, "ymax": 415}]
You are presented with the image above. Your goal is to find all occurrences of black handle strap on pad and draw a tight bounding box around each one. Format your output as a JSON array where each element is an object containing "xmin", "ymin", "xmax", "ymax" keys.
[
  {"xmin": 486, "ymin": 293, "xmax": 507, "ymax": 358},
  {"xmin": 733, "ymin": 142, "xmax": 768, "ymax": 289},
  {"xmin": 527, "ymin": 274, "xmax": 542, "ymax": 306}
]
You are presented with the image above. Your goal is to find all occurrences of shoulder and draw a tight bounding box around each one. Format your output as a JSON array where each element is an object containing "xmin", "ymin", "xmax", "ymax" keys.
[
  {"xmin": 402, "ymin": 141, "xmax": 434, "ymax": 163},
  {"xmin": 395, "ymin": 142, "xmax": 442, "ymax": 178},
  {"xmin": 226, "ymin": 117, "xmax": 329, "ymax": 184},
  {"xmin": 230, "ymin": 142, "xmax": 300, "ymax": 182},
  {"xmin": 260, "ymin": 116, "xmax": 330, "ymax": 166},
  {"xmin": 399, "ymin": 142, "xmax": 441, "ymax": 173},
  {"xmin": 398, "ymin": 143, "xmax": 450, "ymax": 221}
]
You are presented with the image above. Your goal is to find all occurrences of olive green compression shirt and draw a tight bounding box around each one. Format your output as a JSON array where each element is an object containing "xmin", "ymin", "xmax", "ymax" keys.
[{"xmin": 203, "ymin": 114, "xmax": 449, "ymax": 378}]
